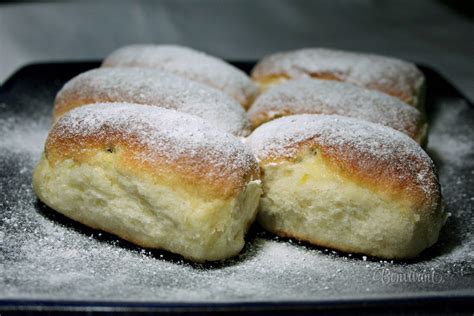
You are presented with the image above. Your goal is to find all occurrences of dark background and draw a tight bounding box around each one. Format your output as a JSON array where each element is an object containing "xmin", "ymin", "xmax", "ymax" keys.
[{"xmin": 0, "ymin": 0, "xmax": 473, "ymax": 101}]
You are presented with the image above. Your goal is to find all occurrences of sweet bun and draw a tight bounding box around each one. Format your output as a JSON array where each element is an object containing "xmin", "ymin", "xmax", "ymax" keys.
[
  {"xmin": 248, "ymin": 78, "xmax": 427, "ymax": 144},
  {"xmin": 251, "ymin": 48, "xmax": 425, "ymax": 108},
  {"xmin": 102, "ymin": 44, "xmax": 258, "ymax": 109},
  {"xmin": 53, "ymin": 68, "xmax": 250, "ymax": 137},
  {"xmin": 33, "ymin": 103, "xmax": 262, "ymax": 262},
  {"xmin": 247, "ymin": 114, "xmax": 445, "ymax": 259}
]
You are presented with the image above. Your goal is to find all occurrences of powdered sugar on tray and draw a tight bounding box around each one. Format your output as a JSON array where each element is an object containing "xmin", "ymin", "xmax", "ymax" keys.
[
  {"xmin": 0, "ymin": 72, "xmax": 472, "ymax": 303},
  {"xmin": 55, "ymin": 68, "xmax": 251, "ymax": 136},
  {"xmin": 0, "ymin": 115, "xmax": 48, "ymax": 158},
  {"xmin": 102, "ymin": 45, "xmax": 258, "ymax": 106},
  {"xmin": 249, "ymin": 78, "xmax": 423, "ymax": 140}
]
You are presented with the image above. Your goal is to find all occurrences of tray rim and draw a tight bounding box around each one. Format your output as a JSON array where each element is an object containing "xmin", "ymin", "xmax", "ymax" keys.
[{"xmin": 1, "ymin": 294, "xmax": 473, "ymax": 312}]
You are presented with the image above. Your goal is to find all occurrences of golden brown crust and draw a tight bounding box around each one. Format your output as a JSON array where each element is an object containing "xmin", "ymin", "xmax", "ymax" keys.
[
  {"xmin": 251, "ymin": 48, "xmax": 425, "ymax": 107},
  {"xmin": 46, "ymin": 103, "xmax": 260, "ymax": 199},
  {"xmin": 247, "ymin": 115, "xmax": 441, "ymax": 213},
  {"xmin": 101, "ymin": 44, "xmax": 259, "ymax": 109},
  {"xmin": 52, "ymin": 68, "xmax": 251, "ymax": 137},
  {"xmin": 247, "ymin": 78, "xmax": 427, "ymax": 143},
  {"xmin": 54, "ymin": 95, "xmax": 110, "ymax": 120}
]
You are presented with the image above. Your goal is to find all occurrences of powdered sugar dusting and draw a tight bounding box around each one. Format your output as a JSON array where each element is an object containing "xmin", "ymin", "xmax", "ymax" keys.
[
  {"xmin": 102, "ymin": 45, "xmax": 258, "ymax": 107},
  {"xmin": 252, "ymin": 48, "xmax": 424, "ymax": 105},
  {"xmin": 0, "ymin": 63, "xmax": 472, "ymax": 304},
  {"xmin": 50, "ymin": 103, "xmax": 258, "ymax": 192},
  {"xmin": 55, "ymin": 68, "xmax": 250, "ymax": 136},
  {"xmin": 248, "ymin": 78, "xmax": 424, "ymax": 140},
  {"xmin": 247, "ymin": 114, "xmax": 438, "ymax": 199},
  {"xmin": 0, "ymin": 115, "xmax": 49, "ymax": 157}
]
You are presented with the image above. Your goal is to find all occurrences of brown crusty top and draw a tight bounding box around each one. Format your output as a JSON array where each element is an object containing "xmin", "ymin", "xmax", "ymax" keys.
[
  {"xmin": 246, "ymin": 114, "xmax": 440, "ymax": 211},
  {"xmin": 53, "ymin": 67, "xmax": 251, "ymax": 137},
  {"xmin": 102, "ymin": 44, "xmax": 258, "ymax": 108},
  {"xmin": 248, "ymin": 78, "xmax": 426, "ymax": 142},
  {"xmin": 45, "ymin": 103, "xmax": 260, "ymax": 199},
  {"xmin": 251, "ymin": 48, "xmax": 425, "ymax": 106}
]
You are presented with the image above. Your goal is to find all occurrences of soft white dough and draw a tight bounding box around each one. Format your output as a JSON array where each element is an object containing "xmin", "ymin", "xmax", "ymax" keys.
[
  {"xmin": 33, "ymin": 155, "xmax": 262, "ymax": 262},
  {"xmin": 257, "ymin": 151, "xmax": 445, "ymax": 259}
]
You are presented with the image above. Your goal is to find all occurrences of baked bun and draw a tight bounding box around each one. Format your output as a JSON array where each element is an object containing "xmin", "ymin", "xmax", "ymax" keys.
[
  {"xmin": 33, "ymin": 103, "xmax": 262, "ymax": 262},
  {"xmin": 251, "ymin": 48, "xmax": 425, "ymax": 108},
  {"xmin": 102, "ymin": 44, "xmax": 258, "ymax": 109},
  {"xmin": 247, "ymin": 114, "xmax": 445, "ymax": 259},
  {"xmin": 53, "ymin": 68, "xmax": 250, "ymax": 137},
  {"xmin": 248, "ymin": 78, "xmax": 427, "ymax": 143}
]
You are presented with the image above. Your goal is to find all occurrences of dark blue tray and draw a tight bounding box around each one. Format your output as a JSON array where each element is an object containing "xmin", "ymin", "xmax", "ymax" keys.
[{"xmin": 0, "ymin": 61, "xmax": 473, "ymax": 315}]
